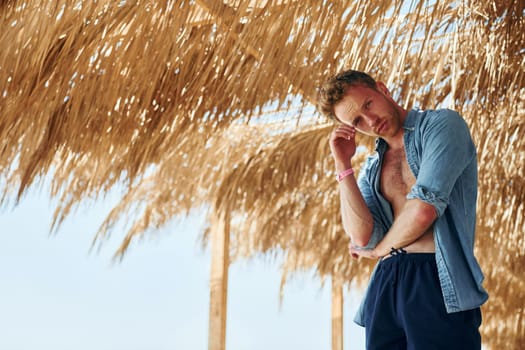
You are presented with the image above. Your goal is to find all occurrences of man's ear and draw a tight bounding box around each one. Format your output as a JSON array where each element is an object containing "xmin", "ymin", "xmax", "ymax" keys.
[{"xmin": 376, "ymin": 81, "xmax": 391, "ymax": 97}]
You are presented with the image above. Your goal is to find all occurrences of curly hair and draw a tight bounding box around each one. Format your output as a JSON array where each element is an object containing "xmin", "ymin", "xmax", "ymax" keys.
[{"xmin": 316, "ymin": 70, "xmax": 377, "ymax": 120}]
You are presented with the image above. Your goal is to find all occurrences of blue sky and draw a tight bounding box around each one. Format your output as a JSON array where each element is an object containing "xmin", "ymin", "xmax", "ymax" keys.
[{"xmin": 1, "ymin": 186, "xmax": 365, "ymax": 350}]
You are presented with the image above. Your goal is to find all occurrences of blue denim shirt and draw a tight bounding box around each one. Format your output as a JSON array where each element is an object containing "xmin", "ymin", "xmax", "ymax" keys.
[{"xmin": 353, "ymin": 108, "xmax": 489, "ymax": 326}]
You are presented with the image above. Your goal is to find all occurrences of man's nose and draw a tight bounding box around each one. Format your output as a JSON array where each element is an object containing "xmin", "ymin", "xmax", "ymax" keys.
[{"xmin": 363, "ymin": 113, "xmax": 379, "ymax": 127}]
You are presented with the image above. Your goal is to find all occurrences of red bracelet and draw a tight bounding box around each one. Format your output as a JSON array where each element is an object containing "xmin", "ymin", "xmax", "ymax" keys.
[{"xmin": 336, "ymin": 168, "xmax": 354, "ymax": 182}]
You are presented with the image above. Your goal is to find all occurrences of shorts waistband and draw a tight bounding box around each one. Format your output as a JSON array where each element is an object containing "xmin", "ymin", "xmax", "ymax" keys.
[{"xmin": 379, "ymin": 251, "xmax": 435, "ymax": 265}]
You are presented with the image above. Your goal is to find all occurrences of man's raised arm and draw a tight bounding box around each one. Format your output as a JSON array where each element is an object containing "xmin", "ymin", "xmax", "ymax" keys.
[{"xmin": 330, "ymin": 125, "xmax": 375, "ymax": 247}]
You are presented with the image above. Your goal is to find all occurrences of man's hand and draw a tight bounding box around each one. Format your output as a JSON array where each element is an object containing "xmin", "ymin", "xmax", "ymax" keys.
[{"xmin": 329, "ymin": 125, "xmax": 357, "ymax": 169}]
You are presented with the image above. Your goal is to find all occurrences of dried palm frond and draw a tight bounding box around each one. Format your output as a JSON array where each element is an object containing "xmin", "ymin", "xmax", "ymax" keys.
[{"xmin": 0, "ymin": 1, "xmax": 523, "ymax": 348}]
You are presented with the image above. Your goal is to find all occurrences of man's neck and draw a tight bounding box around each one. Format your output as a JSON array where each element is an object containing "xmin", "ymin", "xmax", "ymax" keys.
[
  {"xmin": 385, "ymin": 105, "xmax": 409, "ymax": 150},
  {"xmin": 384, "ymin": 135, "xmax": 405, "ymax": 151}
]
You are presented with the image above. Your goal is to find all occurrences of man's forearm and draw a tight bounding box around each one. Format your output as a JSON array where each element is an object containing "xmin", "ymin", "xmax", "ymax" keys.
[
  {"xmin": 373, "ymin": 199, "xmax": 437, "ymax": 257},
  {"xmin": 337, "ymin": 163, "xmax": 375, "ymax": 247}
]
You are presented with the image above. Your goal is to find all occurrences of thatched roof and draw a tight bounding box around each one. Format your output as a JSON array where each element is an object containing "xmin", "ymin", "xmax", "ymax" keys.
[{"xmin": 1, "ymin": 1, "xmax": 523, "ymax": 348}]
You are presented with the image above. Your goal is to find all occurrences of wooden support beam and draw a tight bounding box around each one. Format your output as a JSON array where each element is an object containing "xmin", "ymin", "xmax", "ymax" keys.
[
  {"xmin": 208, "ymin": 211, "xmax": 230, "ymax": 350},
  {"xmin": 331, "ymin": 277, "xmax": 344, "ymax": 350}
]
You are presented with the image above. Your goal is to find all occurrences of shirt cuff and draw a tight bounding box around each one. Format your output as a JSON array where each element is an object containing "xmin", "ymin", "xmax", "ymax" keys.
[
  {"xmin": 407, "ymin": 185, "xmax": 448, "ymax": 217},
  {"xmin": 351, "ymin": 225, "xmax": 384, "ymax": 250}
]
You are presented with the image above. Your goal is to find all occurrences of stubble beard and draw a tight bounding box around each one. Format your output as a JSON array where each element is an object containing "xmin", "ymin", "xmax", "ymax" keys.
[{"xmin": 383, "ymin": 101, "xmax": 402, "ymax": 138}]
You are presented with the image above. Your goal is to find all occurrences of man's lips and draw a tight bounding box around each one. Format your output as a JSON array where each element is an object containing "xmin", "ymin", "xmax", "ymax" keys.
[{"xmin": 375, "ymin": 121, "xmax": 387, "ymax": 134}]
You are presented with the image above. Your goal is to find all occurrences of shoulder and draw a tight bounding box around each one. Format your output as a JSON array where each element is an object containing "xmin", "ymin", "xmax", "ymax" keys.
[
  {"xmin": 412, "ymin": 109, "xmax": 471, "ymax": 139},
  {"xmin": 414, "ymin": 109, "xmax": 475, "ymax": 150},
  {"xmin": 417, "ymin": 108, "xmax": 467, "ymax": 129}
]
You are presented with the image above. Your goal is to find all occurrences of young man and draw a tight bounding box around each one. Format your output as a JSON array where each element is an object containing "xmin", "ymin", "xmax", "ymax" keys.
[{"xmin": 317, "ymin": 70, "xmax": 488, "ymax": 349}]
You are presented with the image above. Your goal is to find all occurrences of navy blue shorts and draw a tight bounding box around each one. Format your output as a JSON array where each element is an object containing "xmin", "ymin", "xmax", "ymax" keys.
[{"xmin": 364, "ymin": 253, "xmax": 482, "ymax": 350}]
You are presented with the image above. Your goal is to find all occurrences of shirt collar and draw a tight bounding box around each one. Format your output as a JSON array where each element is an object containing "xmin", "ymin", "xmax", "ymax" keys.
[{"xmin": 402, "ymin": 108, "xmax": 418, "ymax": 131}]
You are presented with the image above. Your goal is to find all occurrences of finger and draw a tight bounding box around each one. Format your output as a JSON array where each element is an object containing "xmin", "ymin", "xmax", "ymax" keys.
[
  {"xmin": 334, "ymin": 125, "xmax": 356, "ymax": 133},
  {"xmin": 332, "ymin": 129, "xmax": 355, "ymax": 141},
  {"xmin": 335, "ymin": 125, "xmax": 356, "ymax": 134},
  {"xmin": 335, "ymin": 127, "xmax": 355, "ymax": 136}
]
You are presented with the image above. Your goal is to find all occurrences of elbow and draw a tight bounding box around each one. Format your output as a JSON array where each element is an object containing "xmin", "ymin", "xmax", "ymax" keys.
[
  {"xmin": 352, "ymin": 236, "xmax": 371, "ymax": 248},
  {"xmin": 413, "ymin": 200, "xmax": 438, "ymax": 228},
  {"xmin": 345, "ymin": 224, "xmax": 374, "ymax": 247},
  {"xmin": 341, "ymin": 214, "xmax": 374, "ymax": 247}
]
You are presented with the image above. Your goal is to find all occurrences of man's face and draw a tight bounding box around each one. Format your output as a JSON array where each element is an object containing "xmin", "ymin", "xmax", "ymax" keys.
[{"xmin": 333, "ymin": 83, "xmax": 403, "ymax": 139}]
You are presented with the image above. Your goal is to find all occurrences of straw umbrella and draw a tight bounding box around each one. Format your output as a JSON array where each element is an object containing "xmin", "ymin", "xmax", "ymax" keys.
[{"xmin": 1, "ymin": 1, "xmax": 523, "ymax": 349}]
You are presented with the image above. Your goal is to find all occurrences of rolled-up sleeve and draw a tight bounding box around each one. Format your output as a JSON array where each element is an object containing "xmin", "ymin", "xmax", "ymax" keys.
[{"xmin": 407, "ymin": 110, "xmax": 476, "ymax": 217}]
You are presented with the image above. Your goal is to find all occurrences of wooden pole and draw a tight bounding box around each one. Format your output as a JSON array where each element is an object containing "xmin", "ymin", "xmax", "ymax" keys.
[
  {"xmin": 208, "ymin": 211, "xmax": 230, "ymax": 350},
  {"xmin": 331, "ymin": 277, "xmax": 344, "ymax": 350}
]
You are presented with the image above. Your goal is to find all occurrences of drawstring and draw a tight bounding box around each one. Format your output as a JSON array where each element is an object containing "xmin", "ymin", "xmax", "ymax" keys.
[{"xmin": 390, "ymin": 247, "xmax": 407, "ymax": 256}]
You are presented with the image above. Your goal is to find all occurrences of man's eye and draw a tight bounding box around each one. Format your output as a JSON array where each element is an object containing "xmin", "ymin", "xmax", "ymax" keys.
[
  {"xmin": 352, "ymin": 117, "xmax": 361, "ymax": 126},
  {"xmin": 365, "ymin": 101, "xmax": 372, "ymax": 109}
]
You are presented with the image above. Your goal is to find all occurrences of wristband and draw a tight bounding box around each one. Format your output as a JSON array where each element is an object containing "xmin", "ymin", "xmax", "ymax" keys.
[{"xmin": 336, "ymin": 168, "xmax": 354, "ymax": 182}]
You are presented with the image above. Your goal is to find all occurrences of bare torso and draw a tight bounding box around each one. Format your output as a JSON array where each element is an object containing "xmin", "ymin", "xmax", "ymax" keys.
[{"xmin": 380, "ymin": 146, "xmax": 435, "ymax": 253}]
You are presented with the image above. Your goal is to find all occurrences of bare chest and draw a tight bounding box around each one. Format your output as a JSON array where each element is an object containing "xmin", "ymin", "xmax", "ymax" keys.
[{"xmin": 380, "ymin": 148, "xmax": 416, "ymax": 215}]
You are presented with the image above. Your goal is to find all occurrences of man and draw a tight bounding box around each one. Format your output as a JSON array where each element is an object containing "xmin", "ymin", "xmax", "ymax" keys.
[{"xmin": 317, "ymin": 70, "xmax": 488, "ymax": 349}]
